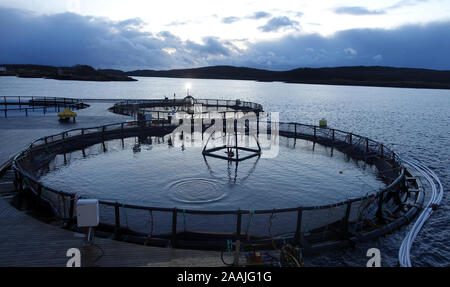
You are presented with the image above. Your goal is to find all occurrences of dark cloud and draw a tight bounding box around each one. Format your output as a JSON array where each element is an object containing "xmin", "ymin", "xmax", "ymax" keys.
[
  {"xmin": 0, "ymin": 7, "xmax": 236, "ymax": 70},
  {"xmin": 1, "ymin": 7, "xmax": 449, "ymax": 71},
  {"xmin": 258, "ymin": 16, "xmax": 300, "ymax": 32},
  {"xmin": 186, "ymin": 37, "xmax": 232, "ymax": 57},
  {"xmin": 334, "ymin": 6, "xmax": 385, "ymax": 15},
  {"xmin": 227, "ymin": 21, "xmax": 450, "ymax": 70},
  {"xmin": 247, "ymin": 11, "xmax": 271, "ymax": 19},
  {"xmin": 221, "ymin": 16, "xmax": 240, "ymax": 24}
]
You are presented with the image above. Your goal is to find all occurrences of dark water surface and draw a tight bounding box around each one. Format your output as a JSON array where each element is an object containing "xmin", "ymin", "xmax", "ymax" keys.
[
  {"xmin": 1, "ymin": 76, "xmax": 449, "ymax": 266},
  {"xmin": 38, "ymin": 135, "xmax": 384, "ymax": 210}
]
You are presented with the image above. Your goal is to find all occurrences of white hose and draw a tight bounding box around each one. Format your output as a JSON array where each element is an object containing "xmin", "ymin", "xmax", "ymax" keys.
[{"xmin": 398, "ymin": 158, "xmax": 444, "ymax": 267}]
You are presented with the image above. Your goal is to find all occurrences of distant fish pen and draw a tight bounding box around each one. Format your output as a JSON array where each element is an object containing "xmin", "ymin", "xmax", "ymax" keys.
[
  {"xmin": 0, "ymin": 96, "xmax": 88, "ymax": 118},
  {"xmin": 5, "ymin": 98, "xmax": 424, "ymax": 255},
  {"xmin": 110, "ymin": 97, "xmax": 264, "ymax": 121}
]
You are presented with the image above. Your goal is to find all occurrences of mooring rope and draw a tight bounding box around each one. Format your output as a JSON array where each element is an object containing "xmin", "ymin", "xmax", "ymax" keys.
[{"xmin": 398, "ymin": 157, "xmax": 444, "ymax": 267}]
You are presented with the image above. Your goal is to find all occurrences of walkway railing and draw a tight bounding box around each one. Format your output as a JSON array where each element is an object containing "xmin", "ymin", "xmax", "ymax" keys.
[
  {"xmin": 9, "ymin": 118, "xmax": 420, "ymax": 253},
  {"xmin": 0, "ymin": 96, "xmax": 85, "ymax": 118}
]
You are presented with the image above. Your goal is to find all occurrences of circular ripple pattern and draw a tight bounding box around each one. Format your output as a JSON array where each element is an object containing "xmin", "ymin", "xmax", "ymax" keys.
[{"xmin": 168, "ymin": 178, "xmax": 227, "ymax": 204}]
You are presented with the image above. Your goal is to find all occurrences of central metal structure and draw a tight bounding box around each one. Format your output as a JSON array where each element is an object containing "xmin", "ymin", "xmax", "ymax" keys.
[{"xmin": 202, "ymin": 126, "xmax": 261, "ymax": 163}]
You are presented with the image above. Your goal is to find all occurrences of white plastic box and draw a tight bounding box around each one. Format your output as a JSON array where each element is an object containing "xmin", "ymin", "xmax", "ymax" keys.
[{"xmin": 76, "ymin": 199, "xmax": 99, "ymax": 227}]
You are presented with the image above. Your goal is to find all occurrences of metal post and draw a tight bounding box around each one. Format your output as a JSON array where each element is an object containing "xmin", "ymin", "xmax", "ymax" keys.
[
  {"xmin": 256, "ymin": 112, "xmax": 259, "ymax": 136},
  {"xmin": 349, "ymin": 133, "xmax": 352, "ymax": 145},
  {"xmin": 236, "ymin": 211, "xmax": 242, "ymax": 240},
  {"xmin": 366, "ymin": 138, "xmax": 369, "ymax": 152},
  {"xmin": 25, "ymin": 108, "xmax": 28, "ymax": 117},
  {"xmin": 171, "ymin": 209, "xmax": 178, "ymax": 246},
  {"xmin": 376, "ymin": 192, "xmax": 384, "ymax": 221},
  {"xmin": 380, "ymin": 144, "xmax": 384, "ymax": 158},
  {"xmin": 295, "ymin": 208, "xmax": 303, "ymax": 243},
  {"xmin": 343, "ymin": 201, "xmax": 352, "ymax": 233},
  {"xmin": 114, "ymin": 203, "xmax": 121, "ymax": 238},
  {"xmin": 314, "ymin": 126, "xmax": 316, "ymax": 140},
  {"xmin": 68, "ymin": 194, "xmax": 75, "ymax": 224}
]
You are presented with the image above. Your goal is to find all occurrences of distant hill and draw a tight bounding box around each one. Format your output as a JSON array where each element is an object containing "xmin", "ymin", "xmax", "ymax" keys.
[
  {"xmin": 127, "ymin": 65, "xmax": 450, "ymax": 89},
  {"xmin": 0, "ymin": 64, "xmax": 136, "ymax": 82}
]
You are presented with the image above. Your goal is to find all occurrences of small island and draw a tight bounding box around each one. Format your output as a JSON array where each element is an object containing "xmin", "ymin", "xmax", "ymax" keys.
[{"xmin": 0, "ymin": 64, "xmax": 136, "ymax": 82}]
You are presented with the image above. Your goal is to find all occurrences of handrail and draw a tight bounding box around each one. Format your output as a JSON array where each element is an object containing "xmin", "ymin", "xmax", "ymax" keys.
[{"xmin": 11, "ymin": 119, "xmax": 405, "ymax": 216}]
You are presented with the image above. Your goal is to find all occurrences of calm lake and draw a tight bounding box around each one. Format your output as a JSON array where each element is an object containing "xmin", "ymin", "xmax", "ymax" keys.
[{"xmin": 0, "ymin": 75, "xmax": 449, "ymax": 266}]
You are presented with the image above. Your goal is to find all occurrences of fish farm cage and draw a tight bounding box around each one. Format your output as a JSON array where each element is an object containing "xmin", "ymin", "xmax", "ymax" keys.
[
  {"xmin": 0, "ymin": 96, "xmax": 88, "ymax": 118},
  {"xmin": 110, "ymin": 96, "xmax": 264, "ymax": 121},
  {"xmin": 4, "ymin": 99, "xmax": 424, "ymax": 256}
]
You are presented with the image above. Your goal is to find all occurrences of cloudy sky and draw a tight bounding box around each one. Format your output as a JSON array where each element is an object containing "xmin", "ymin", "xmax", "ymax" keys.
[{"xmin": 0, "ymin": 0, "xmax": 449, "ymax": 70}]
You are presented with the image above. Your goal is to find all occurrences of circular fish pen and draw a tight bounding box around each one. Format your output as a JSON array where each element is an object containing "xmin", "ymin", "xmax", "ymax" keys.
[
  {"xmin": 10, "ymin": 99, "xmax": 424, "ymax": 255},
  {"xmin": 0, "ymin": 96, "xmax": 87, "ymax": 118}
]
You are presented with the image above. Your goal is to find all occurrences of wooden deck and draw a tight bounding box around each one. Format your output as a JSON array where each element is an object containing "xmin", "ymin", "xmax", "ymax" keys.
[{"xmin": 0, "ymin": 170, "xmax": 224, "ymax": 267}]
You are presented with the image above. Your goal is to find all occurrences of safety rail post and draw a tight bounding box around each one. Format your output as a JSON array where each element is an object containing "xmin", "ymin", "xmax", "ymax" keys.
[
  {"xmin": 114, "ymin": 203, "xmax": 121, "ymax": 239},
  {"xmin": 294, "ymin": 123, "xmax": 297, "ymax": 138},
  {"xmin": 332, "ymin": 129, "xmax": 335, "ymax": 143},
  {"xmin": 18, "ymin": 96, "xmax": 21, "ymax": 110},
  {"xmin": 4, "ymin": 107, "xmax": 6, "ymax": 118},
  {"xmin": 13, "ymin": 170, "xmax": 18, "ymax": 191},
  {"xmin": 376, "ymin": 191, "xmax": 385, "ymax": 222},
  {"xmin": 343, "ymin": 200, "xmax": 352, "ymax": 234},
  {"xmin": 349, "ymin": 133, "xmax": 352, "ymax": 145},
  {"xmin": 68, "ymin": 193, "xmax": 75, "ymax": 225},
  {"xmin": 171, "ymin": 208, "xmax": 178, "ymax": 247},
  {"xmin": 380, "ymin": 144, "xmax": 384, "ymax": 158},
  {"xmin": 17, "ymin": 173, "xmax": 23, "ymax": 193},
  {"xmin": 365, "ymin": 138, "xmax": 369, "ymax": 153},
  {"xmin": 313, "ymin": 126, "xmax": 316, "ymax": 140},
  {"xmin": 236, "ymin": 210, "xmax": 242, "ymax": 241},
  {"xmin": 25, "ymin": 108, "xmax": 28, "ymax": 117},
  {"xmin": 295, "ymin": 207, "xmax": 303, "ymax": 244}
]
